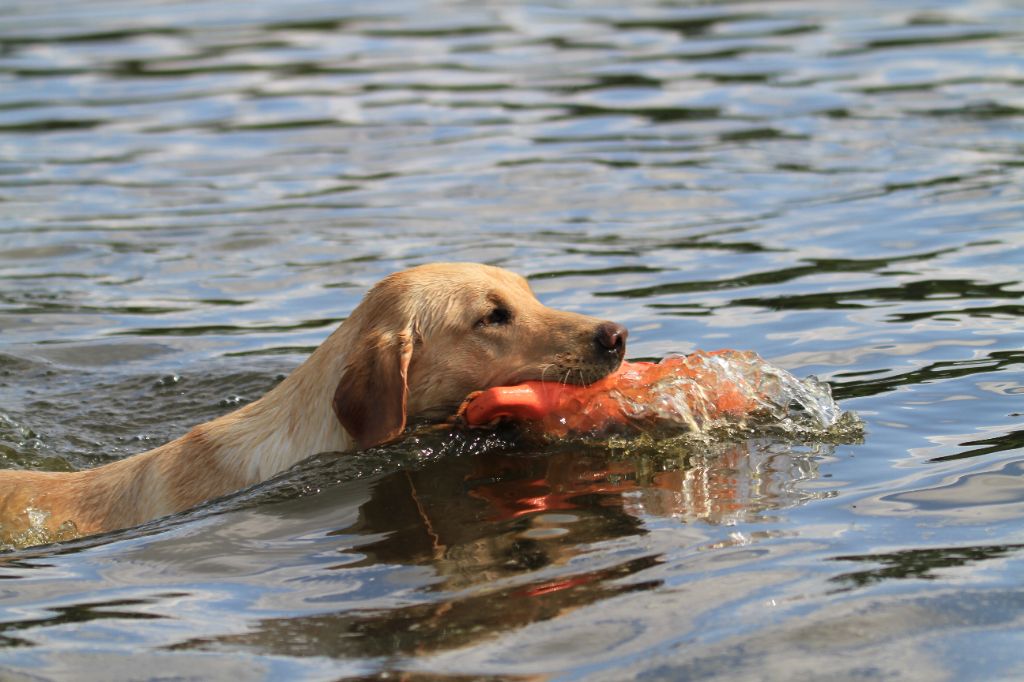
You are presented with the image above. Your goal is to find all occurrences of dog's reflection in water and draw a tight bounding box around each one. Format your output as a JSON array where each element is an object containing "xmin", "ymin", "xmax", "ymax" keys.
[
  {"xmin": 350, "ymin": 440, "xmax": 823, "ymax": 588},
  {"xmin": 176, "ymin": 440, "xmax": 824, "ymax": 660}
]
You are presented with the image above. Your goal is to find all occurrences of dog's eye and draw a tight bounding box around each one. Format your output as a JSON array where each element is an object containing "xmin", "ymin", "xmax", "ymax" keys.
[{"xmin": 478, "ymin": 307, "xmax": 512, "ymax": 327}]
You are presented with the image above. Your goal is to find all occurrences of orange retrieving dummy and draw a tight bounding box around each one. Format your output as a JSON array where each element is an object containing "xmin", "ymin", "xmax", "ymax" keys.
[{"xmin": 456, "ymin": 350, "xmax": 788, "ymax": 436}]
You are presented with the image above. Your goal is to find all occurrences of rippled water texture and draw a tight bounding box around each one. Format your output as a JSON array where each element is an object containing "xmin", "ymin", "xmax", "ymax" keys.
[{"xmin": 1, "ymin": 0, "xmax": 1023, "ymax": 679}]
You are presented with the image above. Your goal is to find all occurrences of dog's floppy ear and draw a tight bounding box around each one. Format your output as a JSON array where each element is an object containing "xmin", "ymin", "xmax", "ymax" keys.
[{"xmin": 333, "ymin": 329, "xmax": 414, "ymax": 449}]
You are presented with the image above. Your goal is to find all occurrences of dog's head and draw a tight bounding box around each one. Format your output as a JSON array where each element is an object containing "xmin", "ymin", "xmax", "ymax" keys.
[{"xmin": 332, "ymin": 263, "xmax": 627, "ymax": 448}]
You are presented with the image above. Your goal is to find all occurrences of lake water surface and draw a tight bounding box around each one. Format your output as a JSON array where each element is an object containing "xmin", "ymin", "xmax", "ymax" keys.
[{"xmin": 1, "ymin": 0, "xmax": 1023, "ymax": 679}]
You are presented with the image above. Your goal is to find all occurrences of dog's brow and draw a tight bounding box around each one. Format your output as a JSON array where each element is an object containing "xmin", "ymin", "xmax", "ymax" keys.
[{"xmin": 486, "ymin": 291, "xmax": 508, "ymax": 306}]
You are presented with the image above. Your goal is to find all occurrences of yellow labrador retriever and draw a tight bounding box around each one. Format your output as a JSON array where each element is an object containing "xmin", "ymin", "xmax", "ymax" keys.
[{"xmin": 0, "ymin": 263, "xmax": 627, "ymax": 542}]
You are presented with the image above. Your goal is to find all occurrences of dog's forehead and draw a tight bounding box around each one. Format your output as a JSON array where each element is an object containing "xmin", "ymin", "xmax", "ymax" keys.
[
  {"xmin": 410, "ymin": 264, "xmax": 532, "ymax": 297},
  {"xmin": 469, "ymin": 267, "xmax": 531, "ymax": 294}
]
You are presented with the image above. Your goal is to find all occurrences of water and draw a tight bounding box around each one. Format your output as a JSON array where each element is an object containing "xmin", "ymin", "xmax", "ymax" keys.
[{"xmin": 1, "ymin": 0, "xmax": 1023, "ymax": 678}]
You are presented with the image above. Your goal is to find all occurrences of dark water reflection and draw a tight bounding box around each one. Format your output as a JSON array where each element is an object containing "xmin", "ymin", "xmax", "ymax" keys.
[{"xmin": 2, "ymin": 0, "xmax": 1024, "ymax": 678}]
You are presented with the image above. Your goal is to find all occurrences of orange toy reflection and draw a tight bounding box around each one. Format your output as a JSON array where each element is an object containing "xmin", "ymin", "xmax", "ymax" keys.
[{"xmin": 466, "ymin": 445, "xmax": 753, "ymax": 525}]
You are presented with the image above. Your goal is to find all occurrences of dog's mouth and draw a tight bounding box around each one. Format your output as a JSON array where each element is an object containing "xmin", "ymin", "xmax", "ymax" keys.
[
  {"xmin": 509, "ymin": 356, "xmax": 623, "ymax": 388},
  {"xmin": 418, "ymin": 359, "xmax": 623, "ymax": 423},
  {"xmin": 557, "ymin": 362, "xmax": 621, "ymax": 386}
]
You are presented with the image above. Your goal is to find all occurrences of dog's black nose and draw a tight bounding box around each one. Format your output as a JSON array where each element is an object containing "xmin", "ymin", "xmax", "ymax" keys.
[{"xmin": 596, "ymin": 322, "xmax": 628, "ymax": 357}]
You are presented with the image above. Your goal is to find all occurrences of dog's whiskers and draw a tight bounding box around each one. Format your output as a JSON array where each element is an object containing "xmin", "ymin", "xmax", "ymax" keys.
[{"xmin": 539, "ymin": 363, "xmax": 555, "ymax": 383}]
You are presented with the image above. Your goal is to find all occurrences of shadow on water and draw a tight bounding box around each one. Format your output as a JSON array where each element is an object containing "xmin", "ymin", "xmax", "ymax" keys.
[
  {"xmin": 832, "ymin": 349, "xmax": 1024, "ymax": 402},
  {"xmin": 830, "ymin": 543, "xmax": 1024, "ymax": 591}
]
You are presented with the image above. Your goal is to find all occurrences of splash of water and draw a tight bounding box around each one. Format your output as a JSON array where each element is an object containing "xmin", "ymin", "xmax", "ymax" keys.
[
  {"xmin": 568, "ymin": 350, "xmax": 858, "ymax": 441},
  {"xmin": 0, "ymin": 507, "xmax": 80, "ymax": 551}
]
